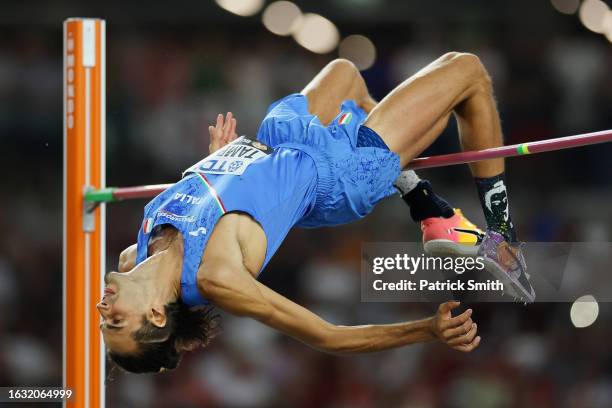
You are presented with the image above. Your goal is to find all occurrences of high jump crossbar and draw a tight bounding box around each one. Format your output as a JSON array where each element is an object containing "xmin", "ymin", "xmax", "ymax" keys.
[{"xmin": 83, "ymin": 129, "xmax": 612, "ymax": 204}]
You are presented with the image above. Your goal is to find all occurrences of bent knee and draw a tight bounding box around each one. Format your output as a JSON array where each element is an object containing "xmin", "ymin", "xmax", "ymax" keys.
[
  {"xmin": 441, "ymin": 52, "xmax": 491, "ymax": 85},
  {"xmin": 326, "ymin": 58, "xmax": 360, "ymax": 77}
]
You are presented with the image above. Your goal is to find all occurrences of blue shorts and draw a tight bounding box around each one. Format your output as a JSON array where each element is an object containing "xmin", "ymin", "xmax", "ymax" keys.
[{"xmin": 256, "ymin": 93, "xmax": 401, "ymax": 228}]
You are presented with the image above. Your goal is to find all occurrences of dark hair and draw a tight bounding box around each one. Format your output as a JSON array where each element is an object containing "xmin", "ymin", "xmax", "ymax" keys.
[{"xmin": 108, "ymin": 301, "xmax": 220, "ymax": 374}]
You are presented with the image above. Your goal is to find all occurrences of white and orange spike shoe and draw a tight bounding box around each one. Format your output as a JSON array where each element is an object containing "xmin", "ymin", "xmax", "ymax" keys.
[{"xmin": 422, "ymin": 209, "xmax": 485, "ymax": 257}]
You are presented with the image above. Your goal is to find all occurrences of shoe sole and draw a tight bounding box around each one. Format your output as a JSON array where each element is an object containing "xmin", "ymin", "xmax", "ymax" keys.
[
  {"xmin": 424, "ymin": 239, "xmax": 480, "ymax": 257},
  {"xmin": 481, "ymin": 257, "xmax": 536, "ymax": 303},
  {"xmin": 426, "ymin": 239, "xmax": 536, "ymax": 303}
]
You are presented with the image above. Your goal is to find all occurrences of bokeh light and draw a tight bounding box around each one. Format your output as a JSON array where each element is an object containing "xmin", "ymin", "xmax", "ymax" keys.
[
  {"xmin": 292, "ymin": 13, "xmax": 340, "ymax": 54},
  {"xmin": 550, "ymin": 0, "xmax": 580, "ymax": 14},
  {"xmin": 215, "ymin": 0, "xmax": 265, "ymax": 17},
  {"xmin": 338, "ymin": 34, "xmax": 377, "ymax": 70},
  {"xmin": 570, "ymin": 295, "xmax": 599, "ymax": 328},
  {"xmin": 579, "ymin": 0, "xmax": 610, "ymax": 33},
  {"xmin": 262, "ymin": 1, "xmax": 302, "ymax": 36}
]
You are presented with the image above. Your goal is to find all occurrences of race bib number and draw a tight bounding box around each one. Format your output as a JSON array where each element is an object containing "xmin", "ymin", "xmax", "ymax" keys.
[{"xmin": 183, "ymin": 136, "xmax": 272, "ymax": 176}]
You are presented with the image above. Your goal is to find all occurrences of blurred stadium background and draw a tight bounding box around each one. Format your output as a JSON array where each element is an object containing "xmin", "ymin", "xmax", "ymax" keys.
[{"xmin": 1, "ymin": 0, "xmax": 611, "ymax": 406}]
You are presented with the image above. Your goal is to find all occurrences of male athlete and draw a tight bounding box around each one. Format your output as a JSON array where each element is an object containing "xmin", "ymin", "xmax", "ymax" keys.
[{"xmin": 98, "ymin": 54, "xmax": 534, "ymax": 374}]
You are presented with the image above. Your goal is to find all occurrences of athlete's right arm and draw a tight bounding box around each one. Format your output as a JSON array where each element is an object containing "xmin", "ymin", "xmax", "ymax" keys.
[{"xmin": 198, "ymin": 223, "xmax": 480, "ymax": 354}]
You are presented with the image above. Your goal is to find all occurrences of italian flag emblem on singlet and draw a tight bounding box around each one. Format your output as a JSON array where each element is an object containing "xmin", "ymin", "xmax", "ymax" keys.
[
  {"xmin": 338, "ymin": 112, "xmax": 352, "ymax": 125},
  {"xmin": 143, "ymin": 218, "xmax": 154, "ymax": 234}
]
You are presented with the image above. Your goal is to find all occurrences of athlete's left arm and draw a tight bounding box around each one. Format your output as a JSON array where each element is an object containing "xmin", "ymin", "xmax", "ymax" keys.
[
  {"xmin": 208, "ymin": 112, "xmax": 238, "ymax": 154},
  {"xmin": 198, "ymin": 220, "xmax": 480, "ymax": 354},
  {"xmin": 201, "ymin": 263, "xmax": 479, "ymax": 354}
]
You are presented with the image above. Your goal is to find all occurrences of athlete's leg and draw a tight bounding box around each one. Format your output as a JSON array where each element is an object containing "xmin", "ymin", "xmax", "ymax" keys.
[
  {"xmin": 364, "ymin": 52, "xmax": 511, "ymax": 230},
  {"xmin": 365, "ymin": 52, "xmax": 502, "ymax": 175},
  {"xmin": 364, "ymin": 52, "xmax": 532, "ymax": 301},
  {"xmin": 301, "ymin": 58, "xmax": 376, "ymax": 125},
  {"xmin": 303, "ymin": 59, "xmax": 483, "ymax": 248}
]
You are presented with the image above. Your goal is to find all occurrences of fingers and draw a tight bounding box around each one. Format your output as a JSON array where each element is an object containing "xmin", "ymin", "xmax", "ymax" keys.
[
  {"xmin": 439, "ymin": 308, "xmax": 472, "ymax": 330},
  {"xmin": 438, "ymin": 301, "xmax": 461, "ymax": 314},
  {"xmin": 447, "ymin": 323, "xmax": 477, "ymax": 346},
  {"xmin": 229, "ymin": 117, "xmax": 237, "ymax": 141},
  {"xmin": 209, "ymin": 112, "xmax": 237, "ymax": 155},
  {"xmin": 442, "ymin": 318, "xmax": 474, "ymax": 340},
  {"xmin": 213, "ymin": 112, "xmax": 237, "ymax": 143},
  {"xmin": 222, "ymin": 112, "xmax": 232, "ymax": 141},
  {"xmin": 454, "ymin": 335, "xmax": 481, "ymax": 352},
  {"xmin": 435, "ymin": 302, "xmax": 481, "ymax": 353},
  {"xmin": 215, "ymin": 113, "xmax": 223, "ymax": 132},
  {"xmin": 210, "ymin": 113, "xmax": 224, "ymax": 142}
]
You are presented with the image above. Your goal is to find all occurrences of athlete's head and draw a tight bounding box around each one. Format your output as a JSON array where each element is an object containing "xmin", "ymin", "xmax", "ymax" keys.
[
  {"xmin": 104, "ymin": 301, "xmax": 218, "ymax": 374},
  {"xmin": 97, "ymin": 254, "xmax": 219, "ymax": 373}
]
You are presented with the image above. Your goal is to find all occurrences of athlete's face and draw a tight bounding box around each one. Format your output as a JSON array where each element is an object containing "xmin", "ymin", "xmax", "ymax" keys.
[{"xmin": 97, "ymin": 271, "xmax": 148, "ymax": 354}]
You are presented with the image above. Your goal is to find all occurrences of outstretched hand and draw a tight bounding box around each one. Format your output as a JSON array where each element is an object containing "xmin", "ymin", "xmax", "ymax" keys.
[
  {"xmin": 209, "ymin": 112, "xmax": 238, "ymax": 154},
  {"xmin": 431, "ymin": 301, "xmax": 481, "ymax": 352}
]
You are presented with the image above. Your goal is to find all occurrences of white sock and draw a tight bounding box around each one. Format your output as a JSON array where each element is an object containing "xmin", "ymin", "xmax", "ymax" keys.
[{"xmin": 393, "ymin": 170, "xmax": 421, "ymax": 195}]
